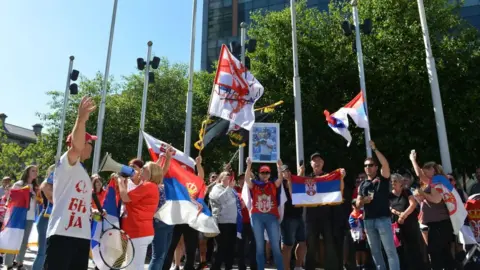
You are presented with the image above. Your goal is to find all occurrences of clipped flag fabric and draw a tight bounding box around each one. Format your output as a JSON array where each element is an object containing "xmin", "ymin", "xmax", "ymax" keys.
[
  {"xmin": 91, "ymin": 179, "xmax": 121, "ymax": 270},
  {"xmin": 290, "ymin": 170, "xmax": 344, "ymax": 207},
  {"xmin": 431, "ymin": 175, "xmax": 468, "ymax": 235},
  {"xmin": 324, "ymin": 92, "xmax": 369, "ymax": 146},
  {"xmin": 208, "ymin": 44, "xmax": 264, "ymax": 131},
  {"xmin": 143, "ymin": 131, "xmax": 196, "ymax": 171},
  {"xmin": 0, "ymin": 186, "xmax": 30, "ymax": 254},
  {"xmin": 155, "ymin": 159, "xmax": 219, "ymax": 236}
]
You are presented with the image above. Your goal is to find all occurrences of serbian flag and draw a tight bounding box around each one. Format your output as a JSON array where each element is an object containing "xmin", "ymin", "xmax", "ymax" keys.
[
  {"xmin": 143, "ymin": 131, "xmax": 196, "ymax": 172},
  {"xmin": 208, "ymin": 44, "xmax": 264, "ymax": 131},
  {"xmin": 290, "ymin": 170, "xmax": 344, "ymax": 207},
  {"xmin": 91, "ymin": 179, "xmax": 121, "ymax": 270},
  {"xmin": 240, "ymin": 179, "xmax": 287, "ymax": 241},
  {"xmin": 431, "ymin": 175, "xmax": 468, "ymax": 235},
  {"xmin": 155, "ymin": 159, "xmax": 219, "ymax": 235},
  {"xmin": 0, "ymin": 186, "xmax": 30, "ymax": 254},
  {"xmin": 324, "ymin": 92, "xmax": 369, "ymax": 146}
]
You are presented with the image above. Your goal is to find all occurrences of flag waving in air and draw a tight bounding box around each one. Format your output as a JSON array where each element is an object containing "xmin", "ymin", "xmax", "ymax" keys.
[
  {"xmin": 324, "ymin": 92, "xmax": 369, "ymax": 146},
  {"xmin": 208, "ymin": 44, "xmax": 264, "ymax": 131},
  {"xmin": 155, "ymin": 159, "xmax": 219, "ymax": 235},
  {"xmin": 0, "ymin": 186, "xmax": 30, "ymax": 254}
]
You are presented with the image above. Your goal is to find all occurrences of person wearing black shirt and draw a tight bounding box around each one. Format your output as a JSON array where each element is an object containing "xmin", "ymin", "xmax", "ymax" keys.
[
  {"xmin": 304, "ymin": 152, "xmax": 346, "ymax": 270},
  {"xmin": 280, "ymin": 165, "xmax": 306, "ymax": 270},
  {"xmin": 356, "ymin": 141, "xmax": 400, "ymax": 270}
]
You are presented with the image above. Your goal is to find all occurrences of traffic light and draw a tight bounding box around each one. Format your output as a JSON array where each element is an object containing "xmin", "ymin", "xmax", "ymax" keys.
[{"xmin": 69, "ymin": 69, "xmax": 79, "ymax": 95}]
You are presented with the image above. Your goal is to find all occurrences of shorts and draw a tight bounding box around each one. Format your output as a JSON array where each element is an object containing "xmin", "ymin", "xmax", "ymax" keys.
[
  {"xmin": 354, "ymin": 239, "xmax": 368, "ymax": 252},
  {"xmin": 44, "ymin": 235, "xmax": 90, "ymax": 270},
  {"xmin": 280, "ymin": 217, "xmax": 306, "ymax": 246}
]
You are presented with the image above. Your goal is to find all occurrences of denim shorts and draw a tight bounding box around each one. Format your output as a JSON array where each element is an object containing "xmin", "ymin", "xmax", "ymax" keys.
[{"xmin": 280, "ymin": 216, "xmax": 306, "ymax": 246}]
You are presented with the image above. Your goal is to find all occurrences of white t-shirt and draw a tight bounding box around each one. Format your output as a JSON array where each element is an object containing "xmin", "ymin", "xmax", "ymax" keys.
[
  {"xmin": 12, "ymin": 181, "xmax": 36, "ymax": 221},
  {"xmin": 259, "ymin": 139, "xmax": 274, "ymax": 155},
  {"xmin": 46, "ymin": 152, "xmax": 92, "ymax": 240}
]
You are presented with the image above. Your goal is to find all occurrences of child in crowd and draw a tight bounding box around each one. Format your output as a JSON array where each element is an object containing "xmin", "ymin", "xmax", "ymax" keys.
[{"xmin": 349, "ymin": 199, "xmax": 368, "ymax": 270}]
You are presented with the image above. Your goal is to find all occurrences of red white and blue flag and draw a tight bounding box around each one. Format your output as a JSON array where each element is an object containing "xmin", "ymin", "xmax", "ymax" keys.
[
  {"xmin": 290, "ymin": 170, "xmax": 344, "ymax": 206},
  {"xmin": 0, "ymin": 186, "xmax": 30, "ymax": 254},
  {"xmin": 208, "ymin": 44, "xmax": 264, "ymax": 131},
  {"xmin": 324, "ymin": 92, "xmax": 369, "ymax": 146},
  {"xmin": 154, "ymin": 158, "xmax": 219, "ymax": 235}
]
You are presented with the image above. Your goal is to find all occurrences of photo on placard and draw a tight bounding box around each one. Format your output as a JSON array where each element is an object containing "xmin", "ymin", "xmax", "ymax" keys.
[{"xmin": 249, "ymin": 123, "xmax": 280, "ymax": 163}]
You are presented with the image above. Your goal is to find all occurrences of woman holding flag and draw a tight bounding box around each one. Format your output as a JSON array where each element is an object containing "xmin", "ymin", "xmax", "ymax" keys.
[
  {"xmin": 244, "ymin": 157, "xmax": 284, "ymax": 270},
  {"xmin": 410, "ymin": 151, "xmax": 456, "ymax": 270},
  {"xmin": 31, "ymin": 164, "xmax": 55, "ymax": 270}
]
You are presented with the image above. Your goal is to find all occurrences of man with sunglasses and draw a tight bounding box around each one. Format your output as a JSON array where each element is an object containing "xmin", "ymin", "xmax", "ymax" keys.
[
  {"xmin": 356, "ymin": 140, "xmax": 400, "ymax": 270},
  {"xmin": 44, "ymin": 96, "xmax": 97, "ymax": 270}
]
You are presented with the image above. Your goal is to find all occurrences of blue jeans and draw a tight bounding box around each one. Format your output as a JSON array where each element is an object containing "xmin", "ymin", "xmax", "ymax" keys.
[
  {"xmin": 149, "ymin": 219, "xmax": 174, "ymax": 270},
  {"xmin": 32, "ymin": 215, "xmax": 49, "ymax": 270},
  {"xmin": 251, "ymin": 213, "xmax": 284, "ymax": 270},
  {"xmin": 364, "ymin": 217, "xmax": 400, "ymax": 270}
]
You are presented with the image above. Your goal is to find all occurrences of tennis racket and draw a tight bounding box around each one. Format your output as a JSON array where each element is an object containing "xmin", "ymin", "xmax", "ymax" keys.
[{"xmin": 92, "ymin": 193, "xmax": 135, "ymax": 269}]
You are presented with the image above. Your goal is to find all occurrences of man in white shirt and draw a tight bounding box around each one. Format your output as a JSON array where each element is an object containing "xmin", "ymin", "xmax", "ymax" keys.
[{"xmin": 44, "ymin": 96, "xmax": 97, "ymax": 270}]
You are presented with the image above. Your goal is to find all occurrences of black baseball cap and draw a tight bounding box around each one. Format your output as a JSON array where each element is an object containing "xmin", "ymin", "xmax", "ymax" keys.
[{"xmin": 310, "ymin": 152, "xmax": 323, "ymax": 160}]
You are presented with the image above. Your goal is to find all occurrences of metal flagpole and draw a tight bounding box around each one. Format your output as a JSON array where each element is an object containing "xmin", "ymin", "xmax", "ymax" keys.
[
  {"xmin": 290, "ymin": 0, "xmax": 305, "ymax": 166},
  {"xmin": 92, "ymin": 0, "xmax": 119, "ymax": 174},
  {"xmin": 238, "ymin": 22, "xmax": 247, "ymax": 174},
  {"xmin": 56, "ymin": 56, "xmax": 75, "ymax": 162},
  {"xmin": 351, "ymin": 0, "xmax": 372, "ymax": 158},
  {"xmin": 137, "ymin": 41, "xmax": 153, "ymax": 158},
  {"xmin": 416, "ymin": 0, "xmax": 452, "ymax": 173},
  {"xmin": 183, "ymin": 0, "xmax": 197, "ymax": 157}
]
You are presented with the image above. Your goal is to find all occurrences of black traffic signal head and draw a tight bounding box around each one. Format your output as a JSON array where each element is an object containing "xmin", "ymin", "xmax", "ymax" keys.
[
  {"xmin": 229, "ymin": 41, "xmax": 241, "ymax": 56},
  {"xmin": 70, "ymin": 69, "xmax": 79, "ymax": 81},
  {"xmin": 244, "ymin": 56, "xmax": 251, "ymax": 70},
  {"xmin": 137, "ymin": 58, "xmax": 146, "ymax": 70},
  {"xmin": 148, "ymin": 72, "xmax": 155, "ymax": 84},
  {"xmin": 151, "ymin": 57, "xmax": 160, "ymax": 69},
  {"xmin": 247, "ymin": 39, "xmax": 257, "ymax": 53},
  {"xmin": 341, "ymin": 21, "xmax": 352, "ymax": 36},
  {"xmin": 69, "ymin": 83, "xmax": 78, "ymax": 95},
  {"xmin": 362, "ymin": 19, "xmax": 373, "ymax": 34}
]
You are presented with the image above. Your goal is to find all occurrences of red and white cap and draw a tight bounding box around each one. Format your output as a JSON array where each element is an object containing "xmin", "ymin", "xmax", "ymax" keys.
[
  {"xmin": 66, "ymin": 133, "xmax": 98, "ymax": 146},
  {"xmin": 259, "ymin": 165, "xmax": 271, "ymax": 173}
]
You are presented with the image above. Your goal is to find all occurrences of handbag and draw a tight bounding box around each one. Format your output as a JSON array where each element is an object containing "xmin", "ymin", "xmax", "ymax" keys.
[{"xmin": 391, "ymin": 222, "xmax": 402, "ymax": 247}]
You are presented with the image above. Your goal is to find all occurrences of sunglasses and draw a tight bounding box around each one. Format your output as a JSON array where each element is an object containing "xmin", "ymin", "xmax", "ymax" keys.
[
  {"xmin": 260, "ymin": 172, "xmax": 271, "ymax": 174},
  {"xmin": 364, "ymin": 164, "xmax": 375, "ymax": 168}
]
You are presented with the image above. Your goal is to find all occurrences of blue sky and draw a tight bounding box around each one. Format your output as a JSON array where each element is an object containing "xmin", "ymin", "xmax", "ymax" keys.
[{"xmin": 0, "ymin": 0, "xmax": 203, "ymax": 130}]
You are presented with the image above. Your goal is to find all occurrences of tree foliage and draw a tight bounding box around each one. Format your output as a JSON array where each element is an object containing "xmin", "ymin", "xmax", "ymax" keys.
[{"xmin": 247, "ymin": 0, "xmax": 480, "ymax": 174}]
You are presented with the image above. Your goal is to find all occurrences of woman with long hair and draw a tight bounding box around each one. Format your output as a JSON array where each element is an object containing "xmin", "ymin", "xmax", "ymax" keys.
[
  {"xmin": 91, "ymin": 174, "xmax": 105, "ymax": 209},
  {"xmin": 118, "ymin": 161, "xmax": 162, "ymax": 270},
  {"xmin": 244, "ymin": 157, "xmax": 284, "ymax": 270},
  {"xmin": 410, "ymin": 151, "xmax": 456, "ymax": 270},
  {"xmin": 5, "ymin": 165, "xmax": 39, "ymax": 270},
  {"xmin": 148, "ymin": 148, "xmax": 175, "ymax": 270},
  {"xmin": 32, "ymin": 164, "xmax": 55, "ymax": 270}
]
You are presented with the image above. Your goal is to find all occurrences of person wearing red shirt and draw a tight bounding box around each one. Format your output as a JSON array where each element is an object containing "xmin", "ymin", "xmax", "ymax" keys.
[
  {"xmin": 91, "ymin": 175, "xmax": 105, "ymax": 209},
  {"xmin": 244, "ymin": 157, "xmax": 284, "ymax": 270},
  {"xmin": 117, "ymin": 161, "xmax": 162, "ymax": 270}
]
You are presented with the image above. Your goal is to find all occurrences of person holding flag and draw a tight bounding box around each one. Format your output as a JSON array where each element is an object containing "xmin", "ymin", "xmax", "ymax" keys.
[{"xmin": 244, "ymin": 157, "xmax": 285, "ymax": 270}]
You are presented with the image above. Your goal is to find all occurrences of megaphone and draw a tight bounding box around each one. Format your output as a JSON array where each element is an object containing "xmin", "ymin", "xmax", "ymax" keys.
[{"xmin": 99, "ymin": 153, "xmax": 135, "ymax": 177}]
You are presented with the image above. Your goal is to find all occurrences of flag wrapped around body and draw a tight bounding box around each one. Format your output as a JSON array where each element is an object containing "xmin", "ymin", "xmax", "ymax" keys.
[
  {"xmin": 240, "ymin": 179, "xmax": 287, "ymax": 240},
  {"xmin": 155, "ymin": 159, "xmax": 219, "ymax": 236},
  {"xmin": 324, "ymin": 92, "xmax": 369, "ymax": 146},
  {"xmin": 208, "ymin": 44, "xmax": 264, "ymax": 131},
  {"xmin": 465, "ymin": 194, "xmax": 480, "ymax": 242},
  {"xmin": 290, "ymin": 170, "xmax": 344, "ymax": 207},
  {"xmin": 431, "ymin": 175, "xmax": 468, "ymax": 235},
  {"xmin": 91, "ymin": 179, "xmax": 121, "ymax": 270},
  {"xmin": 0, "ymin": 186, "xmax": 30, "ymax": 254},
  {"xmin": 143, "ymin": 131, "xmax": 196, "ymax": 172}
]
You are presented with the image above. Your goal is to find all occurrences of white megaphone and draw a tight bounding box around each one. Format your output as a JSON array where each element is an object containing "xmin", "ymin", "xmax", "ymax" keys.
[{"xmin": 99, "ymin": 153, "xmax": 135, "ymax": 177}]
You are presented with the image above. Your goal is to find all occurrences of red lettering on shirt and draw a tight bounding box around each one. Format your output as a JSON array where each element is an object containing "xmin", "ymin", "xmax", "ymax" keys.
[{"xmin": 65, "ymin": 211, "xmax": 83, "ymax": 230}]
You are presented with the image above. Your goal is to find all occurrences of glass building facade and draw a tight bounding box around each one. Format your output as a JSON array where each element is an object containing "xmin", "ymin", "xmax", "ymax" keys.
[{"xmin": 201, "ymin": 0, "xmax": 480, "ymax": 71}]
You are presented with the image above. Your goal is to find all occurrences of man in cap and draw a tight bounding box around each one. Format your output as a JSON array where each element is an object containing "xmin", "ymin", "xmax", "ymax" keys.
[
  {"xmin": 280, "ymin": 164, "xmax": 307, "ymax": 270},
  {"xmin": 305, "ymin": 152, "xmax": 346, "ymax": 270},
  {"xmin": 44, "ymin": 96, "xmax": 97, "ymax": 270}
]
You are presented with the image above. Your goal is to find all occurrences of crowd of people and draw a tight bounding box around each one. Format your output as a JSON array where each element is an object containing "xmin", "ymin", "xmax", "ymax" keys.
[{"xmin": 0, "ymin": 96, "xmax": 479, "ymax": 270}]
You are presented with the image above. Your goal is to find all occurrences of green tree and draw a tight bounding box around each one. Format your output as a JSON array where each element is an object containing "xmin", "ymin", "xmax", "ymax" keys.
[{"xmin": 247, "ymin": 0, "xmax": 480, "ymax": 174}]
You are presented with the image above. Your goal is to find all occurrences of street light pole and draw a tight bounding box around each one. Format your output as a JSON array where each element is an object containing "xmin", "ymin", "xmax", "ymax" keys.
[
  {"xmin": 56, "ymin": 56, "xmax": 75, "ymax": 162},
  {"xmin": 92, "ymin": 0, "xmax": 119, "ymax": 174},
  {"xmin": 416, "ymin": 0, "xmax": 452, "ymax": 173},
  {"xmin": 137, "ymin": 41, "xmax": 153, "ymax": 158},
  {"xmin": 351, "ymin": 0, "xmax": 372, "ymax": 158},
  {"xmin": 290, "ymin": 0, "xmax": 305, "ymax": 166},
  {"xmin": 184, "ymin": 0, "xmax": 197, "ymax": 158},
  {"xmin": 238, "ymin": 22, "xmax": 247, "ymax": 174}
]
